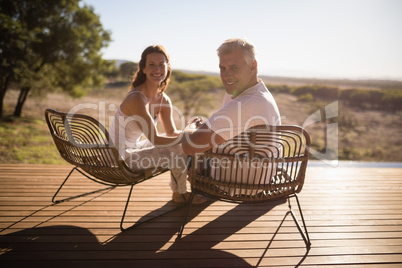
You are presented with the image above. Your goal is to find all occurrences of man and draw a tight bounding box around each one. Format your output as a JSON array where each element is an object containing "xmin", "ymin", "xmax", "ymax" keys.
[{"xmin": 182, "ymin": 38, "xmax": 281, "ymax": 155}]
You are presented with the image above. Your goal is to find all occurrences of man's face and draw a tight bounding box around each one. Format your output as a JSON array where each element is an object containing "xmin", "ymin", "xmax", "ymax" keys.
[{"xmin": 219, "ymin": 48, "xmax": 257, "ymax": 96}]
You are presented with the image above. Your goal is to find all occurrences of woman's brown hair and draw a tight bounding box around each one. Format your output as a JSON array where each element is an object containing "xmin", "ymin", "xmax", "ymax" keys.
[{"xmin": 130, "ymin": 45, "xmax": 171, "ymax": 93}]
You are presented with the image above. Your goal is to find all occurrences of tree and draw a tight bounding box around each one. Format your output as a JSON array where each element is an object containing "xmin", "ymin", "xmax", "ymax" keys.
[
  {"xmin": 0, "ymin": 0, "xmax": 112, "ymax": 118},
  {"xmin": 169, "ymin": 71, "xmax": 223, "ymax": 120},
  {"xmin": 119, "ymin": 61, "xmax": 138, "ymax": 81}
]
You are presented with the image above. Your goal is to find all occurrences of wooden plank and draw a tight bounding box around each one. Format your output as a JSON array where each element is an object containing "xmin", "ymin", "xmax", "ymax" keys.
[{"xmin": 0, "ymin": 164, "xmax": 401, "ymax": 267}]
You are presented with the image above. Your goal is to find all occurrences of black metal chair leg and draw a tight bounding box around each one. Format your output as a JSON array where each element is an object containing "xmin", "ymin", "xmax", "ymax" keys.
[
  {"xmin": 176, "ymin": 191, "xmax": 195, "ymax": 239},
  {"xmin": 120, "ymin": 184, "xmax": 134, "ymax": 231},
  {"xmin": 52, "ymin": 167, "xmax": 114, "ymax": 204},
  {"xmin": 52, "ymin": 167, "xmax": 76, "ymax": 203},
  {"xmin": 120, "ymin": 185, "xmax": 186, "ymax": 232},
  {"xmin": 288, "ymin": 194, "xmax": 311, "ymax": 249},
  {"xmin": 294, "ymin": 194, "xmax": 311, "ymax": 248}
]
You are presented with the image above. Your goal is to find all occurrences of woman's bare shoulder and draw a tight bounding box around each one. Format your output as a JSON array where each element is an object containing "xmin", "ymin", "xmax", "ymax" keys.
[{"xmin": 120, "ymin": 90, "xmax": 147, "ymax": 114}]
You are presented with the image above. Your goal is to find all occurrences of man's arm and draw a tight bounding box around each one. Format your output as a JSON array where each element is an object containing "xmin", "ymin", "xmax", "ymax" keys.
[{"xmin": 182, "ymin": 123, "xmax": 226, "ymax": 156}]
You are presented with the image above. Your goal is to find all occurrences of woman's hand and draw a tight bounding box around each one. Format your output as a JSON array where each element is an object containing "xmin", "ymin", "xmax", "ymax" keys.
[{"xmin": 185, "ymin": 116, "xmax": 204, "ymax": 131}]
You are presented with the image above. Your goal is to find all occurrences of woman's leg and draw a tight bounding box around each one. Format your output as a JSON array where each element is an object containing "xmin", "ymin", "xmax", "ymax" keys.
[
  {"xmin": 125, "ymin": 141, "xmax": 206, "ymax": 204},
  {"xmin": 125, "ymin": 141, "xmax": 188, "ymax": 194}
]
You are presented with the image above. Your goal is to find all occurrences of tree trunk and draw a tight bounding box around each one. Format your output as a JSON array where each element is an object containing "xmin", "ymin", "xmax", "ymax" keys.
[
  {"xmin": 0, "ymin": 89, "xmax": 5, "ymax": 119},
  {"xmin": 0, "ymin": 75, "xmax": 11, "ymax": 119},
  {"xmin": 13, "ymin": 86, "xmax": 31, "ymax": 117}
]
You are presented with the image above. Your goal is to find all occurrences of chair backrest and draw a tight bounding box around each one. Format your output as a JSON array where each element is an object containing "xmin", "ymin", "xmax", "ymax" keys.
[
  {"xmin": 189, "ymin": 125, "xmax": 310, "ymax": 202},
  {"xmin": 45, "ymin": 109, "xmax": 148, "ymax": 185}
]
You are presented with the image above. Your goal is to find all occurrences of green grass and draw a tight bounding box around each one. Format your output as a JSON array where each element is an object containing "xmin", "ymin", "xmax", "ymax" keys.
[{"xmin": 0, "ymin": 116, "xmax": 66, "ymax": 164}]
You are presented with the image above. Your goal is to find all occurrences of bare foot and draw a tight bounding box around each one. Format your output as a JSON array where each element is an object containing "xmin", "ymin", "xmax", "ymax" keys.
[{"xmin": 172, "ymin": 192, "xmax": 207, "ymax": 204}]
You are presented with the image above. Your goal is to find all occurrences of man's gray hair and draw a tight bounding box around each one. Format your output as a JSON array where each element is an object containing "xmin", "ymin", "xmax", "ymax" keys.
[{"xmin": 217, "ymin": 38, "xmax": 256, "ymax": 64}]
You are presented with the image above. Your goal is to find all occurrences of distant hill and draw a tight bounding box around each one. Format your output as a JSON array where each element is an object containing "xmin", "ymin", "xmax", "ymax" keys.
[
  {"xmin": 177, "ymin": 69, "xmax": 402, "ymax": 90},
  {"xmin": 112, "ymin": 59, "xmax": 402, "ymax": 90},
  {"xmin": 260, "ymin": 75, "xmax": 402, "ymax": 90}
]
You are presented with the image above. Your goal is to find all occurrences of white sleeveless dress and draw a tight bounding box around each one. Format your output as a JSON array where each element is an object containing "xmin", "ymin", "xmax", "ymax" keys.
[{"xmin": 109, "ymin": 90, "xmax": 188, "ymax": 194}]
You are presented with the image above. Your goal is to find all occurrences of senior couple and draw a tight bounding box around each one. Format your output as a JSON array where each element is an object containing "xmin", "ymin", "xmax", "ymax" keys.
[{"xmin": 109, "ymin": 38, "xmax": 281, "ymax": 204}]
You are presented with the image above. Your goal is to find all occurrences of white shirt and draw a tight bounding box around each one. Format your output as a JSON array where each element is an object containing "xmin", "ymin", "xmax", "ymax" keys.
[{"xmin": 206, "ymin": 79, "xmax": 281, "ymax": 141}]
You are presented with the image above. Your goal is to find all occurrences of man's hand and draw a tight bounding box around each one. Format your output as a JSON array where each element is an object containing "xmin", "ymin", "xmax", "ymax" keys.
[{"xmin": 182, "ymin": 122, "xmax": 226, "ymax": 156}]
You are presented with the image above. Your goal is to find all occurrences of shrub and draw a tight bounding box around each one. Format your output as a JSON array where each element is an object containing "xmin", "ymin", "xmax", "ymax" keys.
[
  {"xmin": 266, "ymin": 84, "xmax": 292, "ymax": 94},
  {"xmin": 297, "ymin": 93, "xmax": 314, "ymax": 102}
]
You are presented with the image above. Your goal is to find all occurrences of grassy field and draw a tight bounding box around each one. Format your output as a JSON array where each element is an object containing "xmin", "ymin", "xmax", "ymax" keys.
[{"xmin": 1, "ymin": 82, "xmax": 401, "ymax": 164}]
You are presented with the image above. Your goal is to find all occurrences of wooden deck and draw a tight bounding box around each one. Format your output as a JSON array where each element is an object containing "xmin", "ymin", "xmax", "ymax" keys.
[{"xmin": 0, "ymin": 164, "xmax": 401, "ymax": 267}]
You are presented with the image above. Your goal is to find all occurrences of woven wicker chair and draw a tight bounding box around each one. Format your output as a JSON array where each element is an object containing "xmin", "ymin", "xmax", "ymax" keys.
[
  {"xmin": 177, "ymin": 125, "xmax": 311, "ymax": 248},
  {"xmin": 45, "ymin": 109, "xmax": 170, "ymax": 231}
]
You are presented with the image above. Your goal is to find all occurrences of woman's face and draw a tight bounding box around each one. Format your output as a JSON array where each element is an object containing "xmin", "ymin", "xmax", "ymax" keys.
[{"xmin": 142, "ymin": 52, "xmax": 168, "ymax": 85}]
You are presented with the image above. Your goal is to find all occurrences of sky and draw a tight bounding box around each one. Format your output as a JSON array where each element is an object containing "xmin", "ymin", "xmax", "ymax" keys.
[{"xmin": 82, "ymin": 0, "xmax": 402, "ymax": 80}]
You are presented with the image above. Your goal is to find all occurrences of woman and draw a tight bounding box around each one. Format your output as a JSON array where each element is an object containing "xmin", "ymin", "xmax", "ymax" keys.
[{"xmin": 109, "ymin": 45, "xmax": 205, "ymax": 204}]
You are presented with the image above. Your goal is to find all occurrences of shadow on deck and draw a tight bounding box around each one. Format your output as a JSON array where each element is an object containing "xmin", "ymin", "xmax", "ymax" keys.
[{"xmin": 0, "ymin": 164, "xmax": 401, "ymax": 267}]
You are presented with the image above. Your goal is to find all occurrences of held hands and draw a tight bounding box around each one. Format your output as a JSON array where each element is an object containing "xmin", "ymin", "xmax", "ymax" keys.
[
  {"xmin": 180, "ymin": 116, "xmax": 206, "ymax": 144},
  {"xmin": 184, "ymin": 116, "xmax": 204, "ymax": 131}
]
